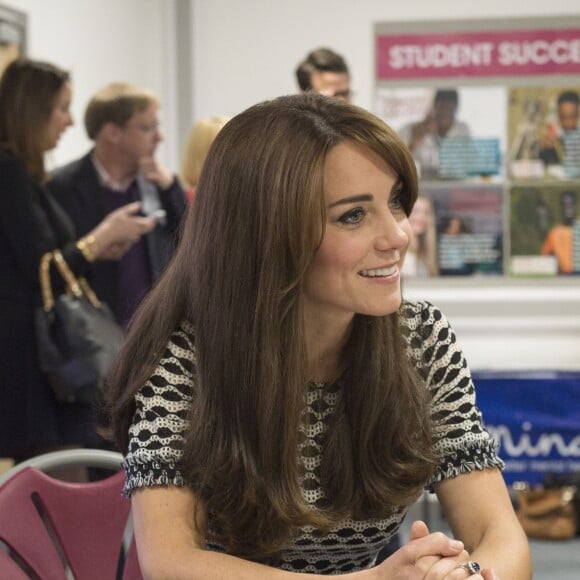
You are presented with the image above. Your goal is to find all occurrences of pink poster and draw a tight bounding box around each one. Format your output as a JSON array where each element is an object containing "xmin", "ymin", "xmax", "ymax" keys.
[{"xmin": 376, "ymin": 28, "xmax": 580, "ymax": 80}]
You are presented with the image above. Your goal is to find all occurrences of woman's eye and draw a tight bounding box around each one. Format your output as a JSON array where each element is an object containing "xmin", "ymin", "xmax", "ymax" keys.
[
  {"xmin": 389, "ymin": 192, "xmax": 405, "ymax": 212},
  {"xmin": 338, "ymin": 208, "xmax": 365, "ymax": 225}
]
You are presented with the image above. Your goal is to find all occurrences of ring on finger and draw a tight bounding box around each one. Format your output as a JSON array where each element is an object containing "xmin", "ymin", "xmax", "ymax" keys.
[{"xmin": 458, "ymin": 561, "xmax": 481, "ymax": 575}]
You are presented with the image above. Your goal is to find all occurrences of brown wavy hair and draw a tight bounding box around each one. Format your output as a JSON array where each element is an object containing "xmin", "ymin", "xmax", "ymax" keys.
[
  {"xmin": 0, "ymin": 58, "xmax": 69, "ymax": 182},
  {"xmin": 108, "ymin": 93, "xmax": 436, "ymax": 560}
]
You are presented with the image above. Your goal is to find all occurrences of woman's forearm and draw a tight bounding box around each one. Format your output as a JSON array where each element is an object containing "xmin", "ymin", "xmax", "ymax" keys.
[
  {"xmin": 139, "ymin": 546, "xmax": 379, "ymax": 580},
  {"xmin": 137, "ymin": 522, "xmax": 466, "ymax": 580},
  {"xmin": 467, "ymin": 525, "xmax": 532, "ymax": 580}
]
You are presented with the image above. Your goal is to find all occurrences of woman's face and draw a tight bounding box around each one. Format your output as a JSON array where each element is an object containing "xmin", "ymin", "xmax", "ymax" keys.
[
  {"xmin": 409, "ymin": 197, "xmax": 433, "ymax": 235},
  {"xmin": 44, "ymin": 81, "xmax": 73, "ymax": 151},
  {"xmin": 303, "ymin": 141, "xmax": 411, "ymax": 326}
]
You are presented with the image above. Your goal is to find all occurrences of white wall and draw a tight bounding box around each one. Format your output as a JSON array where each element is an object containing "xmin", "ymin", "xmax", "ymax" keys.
[
  {"xmin": 191, "ymin": 0, "xmax": 580, "ymax": 119},
  {"xmin": 5, "ymin": 0, "xmax": 174, "ymax": 170}
]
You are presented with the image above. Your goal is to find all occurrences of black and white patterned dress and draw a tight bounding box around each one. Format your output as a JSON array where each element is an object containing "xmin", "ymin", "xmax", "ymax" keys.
[{"xmin": 123, "ymin": 300, "xmax": 503, "ymax": 574}]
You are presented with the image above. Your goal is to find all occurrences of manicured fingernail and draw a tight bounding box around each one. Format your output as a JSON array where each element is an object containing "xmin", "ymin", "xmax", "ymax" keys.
[{"xmin": 450, "ymin": 540, "xmax": 464, "ymax": 550}]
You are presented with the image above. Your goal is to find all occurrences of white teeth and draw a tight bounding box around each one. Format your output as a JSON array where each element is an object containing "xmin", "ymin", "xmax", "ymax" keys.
[{"xmin": 360, "ymin": 266, "xmax": 396, "ymax": 277}]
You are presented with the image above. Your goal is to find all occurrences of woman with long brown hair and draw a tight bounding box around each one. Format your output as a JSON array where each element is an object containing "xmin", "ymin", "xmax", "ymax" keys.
[
  {"xmin": 109, "ymin": 94, "xmax": 531, "ymax": 578},
  {"xmin": 0, "ymin": 58, "xmax": 156, "ymax": 467}
]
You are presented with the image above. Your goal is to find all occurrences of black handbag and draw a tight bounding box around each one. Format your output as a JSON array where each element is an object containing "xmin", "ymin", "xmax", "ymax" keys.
[{"xmin": 34, "ymin": 249, "xmax": 124, "ymax": 404}]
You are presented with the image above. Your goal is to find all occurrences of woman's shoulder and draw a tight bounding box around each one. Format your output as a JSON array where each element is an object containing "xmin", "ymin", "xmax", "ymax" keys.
[
  {"xmin": 136, "ymin": 320, "xmax": 197, "ymax": 405},
  {"xmin": 0, "ymin": 150, "xmax": 40, "ymax": 199},
  {"xmin": 400, "ymin": 299, "xmax": 445, "ymax": 327},
  {"xmin": 0, "ymin": 151, "xmax": 43, "ymax": 214},
  {"xmin": 0, "ymin": 149, "xmax": 26, "ymax": 177},
  {"xmin": 160, "ymin": 320, "xmax": 196, "ymax": 368},
  {"xmin": 174, "ymin": 319, "xmax": 195, "ymax": 345},
  {"xmin": 399, "ymin": 300, "xmax": 454, "ymax": 356}
]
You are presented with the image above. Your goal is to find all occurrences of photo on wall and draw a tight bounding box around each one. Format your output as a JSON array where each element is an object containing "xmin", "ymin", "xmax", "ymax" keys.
[
  {"xmin": 509, "ymin": 183, "xmax": 580, "ymax": 276},
  {"xmin": 402, "ymin": 184, "xmax": 504, "ymax": 278},
  {"xmin": 0, "ymin": 4, "xmax": 27, "ymax": 76},
  {"xmin": 376, "ymin": 86, "xmax": 506, "ymax": 182},
  {"xmin": 508, "ymin": 86, "xmax": 580, "ymax": 180}
]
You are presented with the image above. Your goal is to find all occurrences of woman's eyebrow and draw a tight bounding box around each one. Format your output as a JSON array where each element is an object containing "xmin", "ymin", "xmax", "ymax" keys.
[
  {"xmin": 328, "ymin": 193, "xmax": 373, "ymax": 208},
  {"xmin": 391, "ymin": 178, "xmax": 403, "ymax": 192}
]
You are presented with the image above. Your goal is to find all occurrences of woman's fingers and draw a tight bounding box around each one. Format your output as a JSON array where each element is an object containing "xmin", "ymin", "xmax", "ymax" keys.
[
  {"xmin": 405, "ymin": 530, "xmax": 464, "ymax": 562},
  {"xmin": 409, "ymin": 520, "xmax": 430, "ymax": 541},
  {"xmin": 413, "ymin": 550, "xmax": 471, "ymax": 579}
]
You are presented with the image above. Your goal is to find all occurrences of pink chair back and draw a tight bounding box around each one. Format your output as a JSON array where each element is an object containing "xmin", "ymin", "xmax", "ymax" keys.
[{"xmin": 0, "ymin": 458, "xmax": 139, "ymax": 578}]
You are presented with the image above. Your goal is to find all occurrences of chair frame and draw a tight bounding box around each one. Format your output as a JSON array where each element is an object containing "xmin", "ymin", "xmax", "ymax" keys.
[{"xmin": 0, "ymin": 448, "xmax": 123, "ymax": 486}]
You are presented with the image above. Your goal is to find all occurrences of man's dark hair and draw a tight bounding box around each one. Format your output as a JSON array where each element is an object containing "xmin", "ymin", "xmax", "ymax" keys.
[
  {"xmin": 557, "ymin": 91, "xmax": 580, "ymax": 107},
  {"xmin": 295, "ymin": 47, "xmax": 349, "ymax": 91},
  {"xmin": 434, "ymin": 89, "xmax": 459, "ymax": 105}
]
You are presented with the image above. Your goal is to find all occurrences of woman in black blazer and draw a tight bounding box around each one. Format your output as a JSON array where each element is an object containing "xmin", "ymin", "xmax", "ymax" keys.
[{"xmin": 0, "ymin": 59, "xmax": 156, "ymax": 469}]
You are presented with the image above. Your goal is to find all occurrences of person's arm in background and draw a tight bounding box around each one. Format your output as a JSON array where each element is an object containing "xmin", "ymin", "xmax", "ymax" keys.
[
  {"xmin": 538, "ymin": 122, "xmax": 563, "ymax": 166},
  {"xmin": 139, "ymin": 156, "xmax": 187, "ymax": 231},
  {"xmin": 0, "ymin": 156, "xmax": 156, "ymax": 289},
  {"xmin": 408, "ymin": 113, "xmax": 436, "ymax": 152},
  {"xmin": 541, "ymin": 228, "xmax": 555, "ymax": 257},
  {"xmin": 397, "ymin": 116, "xmax": 435, "ymax": 155}
]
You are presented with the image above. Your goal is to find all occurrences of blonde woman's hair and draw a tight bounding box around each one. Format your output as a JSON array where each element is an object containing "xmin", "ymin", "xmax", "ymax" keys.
[{"xmin": 180, "ymin": 116, "xmax": 230, "ymax": 190}]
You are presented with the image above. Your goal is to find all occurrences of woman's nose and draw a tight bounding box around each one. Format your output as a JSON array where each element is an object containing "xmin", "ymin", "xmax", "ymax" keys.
[{"xmin": 375, "ymin": 213, "xmax": 409, "ymax": 251}]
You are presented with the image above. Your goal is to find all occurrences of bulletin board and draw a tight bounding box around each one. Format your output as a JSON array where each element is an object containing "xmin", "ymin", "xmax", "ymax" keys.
[
  {"xmin": 374, "ymin": 16, "xmax": 580, "ymax": 279},
  {"xmin": 0, "ymin": 3, "xmax": 26, "ymax": 77}
]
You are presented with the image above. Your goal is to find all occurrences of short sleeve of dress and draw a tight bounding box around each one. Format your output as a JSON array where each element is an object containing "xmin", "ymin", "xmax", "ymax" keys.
[
  {"xmin": 122, "ymin": 321, "xmax": 196, "ymax": 496},
  {"xmin": 401, "ymin": 301, "xmax": 504, "ymax": 489}
]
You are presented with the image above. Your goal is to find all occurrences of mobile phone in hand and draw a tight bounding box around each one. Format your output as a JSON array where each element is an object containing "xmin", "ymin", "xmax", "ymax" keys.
[
  {"xmin": 148, "ymin": 209, "xmax": 166, "ymax": 222},
  {"xmin": 137, "ymin": 208, "xmax": 166, "ymax": 222}
]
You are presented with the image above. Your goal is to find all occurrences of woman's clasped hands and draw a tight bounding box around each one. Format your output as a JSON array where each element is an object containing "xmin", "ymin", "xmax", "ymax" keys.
[{"xmin": 373, "ymin": 521, "xmax": 499, "ymax": 580}]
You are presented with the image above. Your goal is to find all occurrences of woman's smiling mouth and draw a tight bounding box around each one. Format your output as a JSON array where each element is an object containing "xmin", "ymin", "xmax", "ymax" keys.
[{"xmin": 359, "ymin": 265, "xmax": 398, "ymax": 278}]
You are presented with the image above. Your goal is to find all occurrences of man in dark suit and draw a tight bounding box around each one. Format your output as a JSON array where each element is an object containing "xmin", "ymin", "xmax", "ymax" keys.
[{"xmin": 48, "ymin": 82, "xmax": 187, "ymax": 327}]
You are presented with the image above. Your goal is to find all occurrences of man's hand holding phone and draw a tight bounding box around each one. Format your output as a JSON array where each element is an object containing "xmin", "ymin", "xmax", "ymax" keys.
[{"xmin": 90, "ymin": 201, "xmax": 157, "ymax": 261}]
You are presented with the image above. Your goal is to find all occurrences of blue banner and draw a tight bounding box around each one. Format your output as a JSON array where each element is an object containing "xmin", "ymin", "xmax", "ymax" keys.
[{"xmin": 473, "ymin": 371, "xmax": 580, "ymax": 485}]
